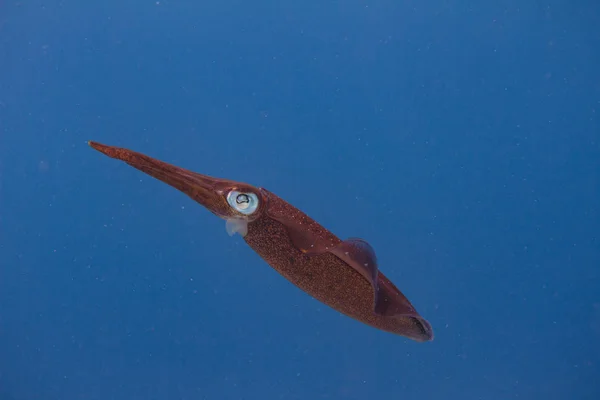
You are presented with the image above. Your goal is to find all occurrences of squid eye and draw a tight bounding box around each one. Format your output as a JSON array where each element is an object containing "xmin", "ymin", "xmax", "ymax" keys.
[{"xmin": 226, "ymin": 190, "xmax": 259, "ymax": 215}]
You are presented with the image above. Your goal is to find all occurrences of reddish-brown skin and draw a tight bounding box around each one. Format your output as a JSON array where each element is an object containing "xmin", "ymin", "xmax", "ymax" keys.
[{"xmin": 89, "ymin": 141, "xmax": 434, "ymax": 342}]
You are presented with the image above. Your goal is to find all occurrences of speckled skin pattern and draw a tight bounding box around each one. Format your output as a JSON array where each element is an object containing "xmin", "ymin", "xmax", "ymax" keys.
[
  {"xmin": 89, "ymin": 141, "xmax": 432, "ymax": 342},
  {"xmin": 247, "ymin": 190, "xmax": 431, "ymax": 342}
]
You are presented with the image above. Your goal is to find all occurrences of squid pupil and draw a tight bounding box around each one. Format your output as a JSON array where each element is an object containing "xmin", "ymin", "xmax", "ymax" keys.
[{"xmin": 236, "ymin": 194, "xmax": 250, "ymax": 205}]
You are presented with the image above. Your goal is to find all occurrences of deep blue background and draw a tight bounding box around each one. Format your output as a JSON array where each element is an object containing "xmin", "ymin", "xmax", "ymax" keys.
[{"xmin": 1, "ymin": 1, "xmax": 599, "ymax": 399}]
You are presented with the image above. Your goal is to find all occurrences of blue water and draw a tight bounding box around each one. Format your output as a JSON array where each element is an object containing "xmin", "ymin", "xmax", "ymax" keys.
[{"xmin": 1, "ymin": 1, "xmax": 599, "ymax": 399}]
